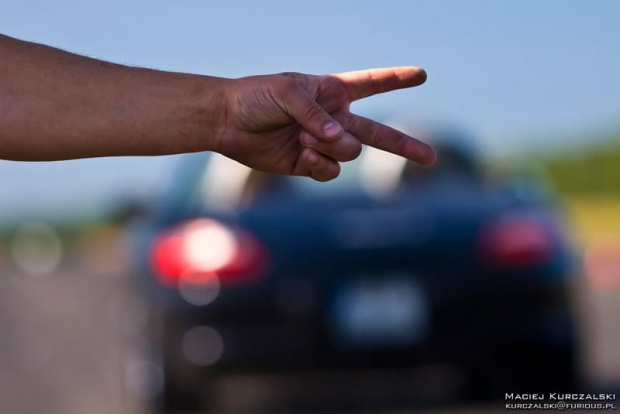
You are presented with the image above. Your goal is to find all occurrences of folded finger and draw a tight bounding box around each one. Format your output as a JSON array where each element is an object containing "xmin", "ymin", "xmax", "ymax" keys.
[
  {"xmin": 300, "ymin": 148, "xmax": 341, "ymax": 182},
  {"xmin": 300, "ymin": 130, "xmax": 362, "ymax": 162}
]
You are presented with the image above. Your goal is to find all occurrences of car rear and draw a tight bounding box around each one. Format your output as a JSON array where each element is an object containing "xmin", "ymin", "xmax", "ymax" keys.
[{"xmin": 133, "ymin": 150, "xmax": 578, "ymax": 411}]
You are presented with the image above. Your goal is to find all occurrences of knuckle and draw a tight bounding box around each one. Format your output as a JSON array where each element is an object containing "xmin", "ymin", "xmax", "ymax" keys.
[
  {"xmin": 396, "ymin": 134, "xmax": 412, "ymax": 158},
  {"xmin": 328, "ymin": 164, "xmax": 342, "ymax": 181},
  {"xmin": 333, "ymin": 147, "xmax": 360, "ymax": 162},
  {"xmin": 303, "ymin": 103, "xmax": 327, "ymax": 123},
  {"xmin": 280, "ymin": 71, "xmax": 302, "ymax": 79},
  {"xmin": 316, "ymin": 165, "xmax": 340, "ymax": 182},
  {"xmin": 310, "ymin": 158, "xmax": 339, "ymax": 180},
  {"xmin": 371, "ymin": 124, "xmax": 387, "ymax": 147},
  {"xmin": 324, "ymin": 75, "xmax": 347, "ymax": 93},
  {"xmin": 343, "ymin": 141, "xmax": 363, "ymax": 161},
  {"xmin": 340, "ymin": 114, "xmax": 355, "ymax": 130},
  {"xmin": 367, "ymin": 69, "xmax": 379, "ymax": 95},
  {"xmin": 314, "ymin": 158, "xmax": 330, "ymax": 173},
  {"xmin": 314, "ymin": 172, "xmax": 334, "ymax": 182},
  {"xmin": 277, "ymin": 75, "xmax": 300, "ymax": 95}
]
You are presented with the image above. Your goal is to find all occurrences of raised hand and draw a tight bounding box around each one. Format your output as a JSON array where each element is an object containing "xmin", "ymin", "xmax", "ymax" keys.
[
  {"xmin": 0, "ymin": 35, "xmax": 434, "ymax": 175},
  {"xmin": 216, "ymin": 67, "xmax": 435, "ymax": 181}
]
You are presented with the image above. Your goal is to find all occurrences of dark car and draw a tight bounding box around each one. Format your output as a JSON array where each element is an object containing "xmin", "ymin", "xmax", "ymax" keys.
[{"xmin": 130, "ymin": 139, "xmax": 579, "ymax": 412}]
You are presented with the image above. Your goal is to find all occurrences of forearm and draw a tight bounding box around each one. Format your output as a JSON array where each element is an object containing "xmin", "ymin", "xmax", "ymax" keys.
[{"xmin": 0, "ymin": 34, "xmax": 226, "ymax": 161}]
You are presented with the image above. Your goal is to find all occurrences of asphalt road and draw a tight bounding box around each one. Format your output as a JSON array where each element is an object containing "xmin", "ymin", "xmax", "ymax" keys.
[{"xmin": 0, "ymin": 260, "xmax": 617, "ymax": 414}]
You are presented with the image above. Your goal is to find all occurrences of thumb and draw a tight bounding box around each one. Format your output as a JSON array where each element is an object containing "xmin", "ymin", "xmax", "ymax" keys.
[{"xmin": 284, "ymin": 88, "xmax": 344, "ymax": 143}]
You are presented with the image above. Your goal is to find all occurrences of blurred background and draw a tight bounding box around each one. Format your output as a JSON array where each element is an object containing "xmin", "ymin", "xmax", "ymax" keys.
[{"xmin": 1, "ymin": 0, "xmax": 620, "ymax": 413}]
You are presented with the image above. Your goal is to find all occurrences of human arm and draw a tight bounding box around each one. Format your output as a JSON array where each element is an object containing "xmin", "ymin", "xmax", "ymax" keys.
[{"xmin": 0, "ymin": 34, "xmax": 435, "ymax": 181}]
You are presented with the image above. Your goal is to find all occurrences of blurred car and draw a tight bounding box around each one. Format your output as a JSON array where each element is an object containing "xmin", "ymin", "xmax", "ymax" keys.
[{"xmin": 131, "ymin": 133, "xmax": 579, "ymax": 412}]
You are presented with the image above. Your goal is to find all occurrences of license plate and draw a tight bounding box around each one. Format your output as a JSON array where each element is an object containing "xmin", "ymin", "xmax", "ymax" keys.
[{"xmin": 329, "ymin": 276, "xmax": 429, "ymax": 348}]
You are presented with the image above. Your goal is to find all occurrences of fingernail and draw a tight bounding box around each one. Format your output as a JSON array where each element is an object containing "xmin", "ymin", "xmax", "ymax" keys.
[
  {"xmin": 303, "ymin": 133, "xmax": 318, "ymax": 146},
  {"xmin": 306, "ymin": 151, "xmax": 318, "ymax": 164},
  {"xmin": 418, "ymin": 68, "xmax": 428, "ymax": 83},
  {"xmin": 323, "ymin": 122, "xmax": 343, "ymax": 139}
]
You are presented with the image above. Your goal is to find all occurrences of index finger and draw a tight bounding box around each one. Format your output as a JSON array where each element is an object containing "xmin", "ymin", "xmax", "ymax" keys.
[{"xmin": 332, "ymin": 66, "xmax": 427, "ymax": 102}]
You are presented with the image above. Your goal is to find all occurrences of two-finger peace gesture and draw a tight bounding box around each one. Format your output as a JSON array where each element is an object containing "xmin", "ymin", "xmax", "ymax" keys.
[{"xmin": 217, "ymin": 66, "xmax": 435, "ymax": 181}]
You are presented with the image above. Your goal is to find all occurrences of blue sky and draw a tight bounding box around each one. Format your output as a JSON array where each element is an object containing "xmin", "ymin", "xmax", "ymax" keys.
[{"xmin": 1, "ymin": 0, "xmax": 619, "ymax": 220}]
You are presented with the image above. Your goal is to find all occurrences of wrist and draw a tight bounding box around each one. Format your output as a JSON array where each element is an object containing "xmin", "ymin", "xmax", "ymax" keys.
[{"xmin": 188, "ymin": 75, "xmax": 232, "ymax": 154}]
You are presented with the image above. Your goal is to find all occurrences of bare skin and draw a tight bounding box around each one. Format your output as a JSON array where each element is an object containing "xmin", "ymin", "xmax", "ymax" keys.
[{"xmin": 0, "ymin": 34, "xmax": 435, "ymax": 182}]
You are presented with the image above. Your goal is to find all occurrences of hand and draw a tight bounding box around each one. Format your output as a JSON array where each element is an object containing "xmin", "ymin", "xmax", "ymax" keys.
[
  {"xmin": 216, "ymin": 67, "xmax": 436, "ymax": 182},
  {"xmin": 0, "ymin": 35, "xmax": 435, "ymax": 167}
]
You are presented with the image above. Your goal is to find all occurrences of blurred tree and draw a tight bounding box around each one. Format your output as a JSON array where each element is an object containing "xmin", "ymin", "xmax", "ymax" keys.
[{"xmin": 538, "ymin": 129, "xmax": 620, "ymax": 195}]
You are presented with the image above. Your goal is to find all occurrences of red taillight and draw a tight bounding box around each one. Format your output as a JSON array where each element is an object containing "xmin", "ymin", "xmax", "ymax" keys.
[
  {"xmin": 479, "ymin": 215, "xmax": 555, "ymax": 268},
  {"xmin": 151, "ymin": 219, "xmax": 270, "ymax": 287}
]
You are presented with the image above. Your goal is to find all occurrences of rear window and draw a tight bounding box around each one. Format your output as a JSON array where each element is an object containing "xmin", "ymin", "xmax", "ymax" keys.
[
  {"xmin": 196, "ymin": 153, "xmax": 363, "ymax": 212},
  {"xmin": 160, "ymin": 147, "xmax": 426, "ymax": 216}
]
